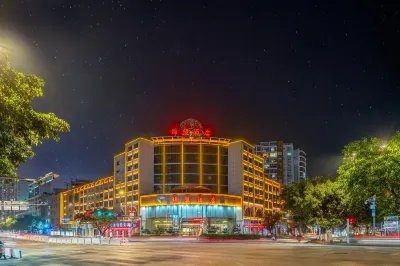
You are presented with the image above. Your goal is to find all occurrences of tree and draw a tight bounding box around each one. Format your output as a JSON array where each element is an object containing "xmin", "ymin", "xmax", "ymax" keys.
[
  {"xmin": 0, "ymin": 59, "xmax": 70, "ymax": 177},
  {"xmin": 337, "ymin": 133, "xmax": 400, "ymax": 222},
  {"xmin": 283, "ymin": 177, "xmax": 348, "ymax": 236},
  {"xmin": 305, "ymin": 178, "xmax": 347, "ymax": 233},
  {"xmin": 263, "ymin": 210, "xmax": 281, "ymax": 234},
  {"xmin": 0, "ymin": 217, "xmax": 16, "ymax": 229},
  {"xmin": 282, "ymin": 180, "xmax": 312, "ymax": 234},
  {"xmin": 75, "ymin": 208, "xmax": 118, "ymax": 237}
]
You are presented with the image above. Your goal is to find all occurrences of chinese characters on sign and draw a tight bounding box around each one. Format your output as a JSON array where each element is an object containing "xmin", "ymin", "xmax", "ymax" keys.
[
  {"xmin": 172, "ymin": 194, "xmax": 178, "ymax": 203},
  {"xmin": 197, "ymin": 194, "xmax": 203, "ymax": 203},
  {"xmin": 209, "ymin": 195, "xmax": 216, "ymax": 204},
  {"xmin": 184, "ymin": 194, "xmax": 191, "ymax": 203}
]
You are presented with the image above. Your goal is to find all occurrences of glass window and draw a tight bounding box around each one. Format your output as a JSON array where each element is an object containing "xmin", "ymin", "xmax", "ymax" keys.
[
  {"xmin": 133, "ymin": 184, "xmax": 138, "ymax": 190},
  {"xmin": 184, "ymin": 174, "xmax": 199, "ymax": 184},
  {"xmin": 184, "ymin": 154, "xmax": 199, "ymax": 163},
  {"xmin": 166, "ymin": 154, "xmax": 180, "ymax": 163},
  {"xmin": 133, "ymin": 143, "xmax": 139, "ymax": 149},
  {"xmin": 133, "ymin": 153, "xmax": 139, "ymax": 159},
  {"xmin": 203, "ymin": 145, "xmax": 217, "ymax": 154},
  {"xmin": 154, "ymin": 155, "xmax": 162, "ymax": 164},
  {"xmin": 165, "ymin": 145, "xmax": 180, "ymax": 153},
  {"xmin": 184, "ymin": 145, "xmax": 199, "ymax": 153},
  {"xmin": 166, "ymin": 164, "xmax": 181, "ymax": 174},
  {"xmin": 203, "ymin": 164, "xmax": 217, "ymax": 174},
  {"xmin": 154, "ymin": 165, "xmax": 162, "ymax": 174},
  {"xmin": 154, "ymin": 175, "xmax": 162, "ymax": 184},
  {"xmin": 203, "ymin": 154, "xmax": 217, "ymax": 164},
  {"xmin": 184, "ymin": 164, "xmax": 199, "ymax": 174},
  {"xmin": 154, "ymin": 146, "xmax": 162, "ymax": 154},
  {"xmin": 220, "ymin": 175, "xmax": 228, "ymax": 185},
  {"xmin": 220, "ymin": 185, "xmax": 228, "ymax": 194},
  {"xmin": 154, "ymin": 185, "xmax": 162, "ymax": 194},
  {"xmin": 203, "ymin": 175, "xmax": 217, "ymax": 184},
  {"xmin": 166, "ymin": 174, "xmax": 181, "ymax": 184}
]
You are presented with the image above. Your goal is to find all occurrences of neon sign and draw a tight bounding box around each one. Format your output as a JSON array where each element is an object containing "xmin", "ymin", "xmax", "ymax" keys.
[
  {"xmin": 171, "ymin": 194, "xmax": 178, "ymax": 203},
  {"xmin": 170, "ymin": 118, "xmax": 212, "ymax": 138},
  {"xmin": 209, "ymin": 195, "xmax": 216, "ymax": 204},
  {"xmin": 197, "ymin": 194, "xmax": 203, "ymax": 203},
  {"xmin": 184, "ymin": 194, "xmax": 191, "ymax": 203}
]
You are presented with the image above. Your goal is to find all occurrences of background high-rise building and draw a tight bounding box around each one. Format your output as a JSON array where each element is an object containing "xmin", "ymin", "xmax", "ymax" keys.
[{"xmin": 256, "ymin": 141, "xmax": 307, "ymax": 186}]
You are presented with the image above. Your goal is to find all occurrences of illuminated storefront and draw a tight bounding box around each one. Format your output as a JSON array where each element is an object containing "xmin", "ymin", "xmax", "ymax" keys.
[{"xmin": 140, "ymin": 190, "xmax": 242, "ymax": 235}]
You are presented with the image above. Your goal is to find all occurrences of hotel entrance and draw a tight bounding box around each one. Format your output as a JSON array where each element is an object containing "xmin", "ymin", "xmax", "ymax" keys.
[{"xmin": 181, "ymin": 218, "xmax": 205, "ymax": 236}]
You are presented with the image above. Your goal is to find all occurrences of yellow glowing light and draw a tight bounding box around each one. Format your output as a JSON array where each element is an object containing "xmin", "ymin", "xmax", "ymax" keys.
[
  {"xmin": 199, "ymin": 143, "xmax": 203, "ymax": 186},
  {"xmin": 181, "ymin": 143, "xmax": 184, "ymax": 185},
  {"xmin": 217, "ymin": 146, "xmax": 220, "ymax": 194},
  {"xmin": 162, "ymin": 144, "xmax": 166, "ymax": 193}
]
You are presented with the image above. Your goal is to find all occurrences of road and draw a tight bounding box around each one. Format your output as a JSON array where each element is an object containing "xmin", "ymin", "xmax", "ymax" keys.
[{"xmin": 0, "ymin": 239, "xmax": 399, "ymax": 265}]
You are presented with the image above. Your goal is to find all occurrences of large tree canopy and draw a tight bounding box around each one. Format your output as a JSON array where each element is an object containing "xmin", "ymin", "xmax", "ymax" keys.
[
  {"xmin": 0, "ymin": 59, "xmax": 69, "ymax": 176},
  {"xmin": 283, "ymin": 177, "xmax": 347, "ymax": 233},
  {"xmin": 337, "ymin": 133, "xmax": 400, "ymax": 220}
]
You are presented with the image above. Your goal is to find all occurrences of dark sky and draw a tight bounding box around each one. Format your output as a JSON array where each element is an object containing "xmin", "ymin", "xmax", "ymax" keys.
[{"xmin": 1, "ymin": 1, "xmax": 399, "ymax": 187}]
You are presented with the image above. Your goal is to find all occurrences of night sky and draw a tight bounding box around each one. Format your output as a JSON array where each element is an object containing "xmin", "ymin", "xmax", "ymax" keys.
[{"xmin": 1, "ymin": 1, "xmax": 399, "ymax": 187}]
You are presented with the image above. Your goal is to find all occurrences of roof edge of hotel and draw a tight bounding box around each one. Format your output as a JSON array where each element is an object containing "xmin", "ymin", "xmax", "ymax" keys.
[
  {"xmin": 62, "ymin": 175, "xmax": 114, "ymax": 195},
  {"xmin": 125, "ymin": 137, "xmax": 153, "ymax": 145},
  {"xmin": 114, "ymin": 151, "xmax": 125, "ymax": 158}
]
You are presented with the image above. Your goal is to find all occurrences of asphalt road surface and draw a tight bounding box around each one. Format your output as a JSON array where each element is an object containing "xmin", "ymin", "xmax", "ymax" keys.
[{"xmin": 0, "ymin": 239, "xmax": 399, "ymax": 266}]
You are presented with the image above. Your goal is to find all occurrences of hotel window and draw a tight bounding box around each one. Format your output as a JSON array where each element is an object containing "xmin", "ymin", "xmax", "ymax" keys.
[
  {"xmin": 154, "ymin": 154, "xmax": 162, "ymax": 164},
  {"xmin": 133, "ymin": 143, "xmax": 139, "ymax": 149},
  {"xmin": 133, "ymin": 184, "xmax": 138, "ymax": 190},
  {"xmin": 154, "ymin": 165, "xmax": 162, "ymax": 174},
  {"xmin": 133, "ymin": 163, "xmax": 138, "ymax": 169},
  {"xmin": 133, "ymin": 195, "xmax": 138, "ymax": 201},
  {"xmin": 154, "ymin": 175, "xmax": 162, "ymax": 184},
  {"xmin": 116, "ymin": 161, "xmax": 120, "ymax": 166},
  {"xmin": 220, "ymin": 186, "xmax": 228, "ymax": 194},
  {"xmin": 154, "ymin": 146, "xmax": 162, "ymax": 154},
  {"xmin": 166, "ymin": 145, "xmax": 180, "ymax": 153},
  {"xmin": 133, "ymin": 174, "xmax": 138, "ymax": 180},
  {"xmin": 127, "ymin": 146, "xmax": 133, "ymax": 151},
  {"xmin": 128, "ymin": 155, "xmax": 133, "ymax": 161},
  {"xmin": 185, "ymin": 145, "xmax": 199, "ymax": 153},
  {"xmin": 133, "ymin": 153, "xmax": 139, "ymax": 159},
  {"xmin": 127, "ymin": 166, "xmax": 132, "ymax": 171}
]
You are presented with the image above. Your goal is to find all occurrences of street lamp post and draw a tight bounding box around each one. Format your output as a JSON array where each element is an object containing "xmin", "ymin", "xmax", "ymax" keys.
[{"xmin": 365, "ymin": 195, "xmax": 376, "ymax": 235}]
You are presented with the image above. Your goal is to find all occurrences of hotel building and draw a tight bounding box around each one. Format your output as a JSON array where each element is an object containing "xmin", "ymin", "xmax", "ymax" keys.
[{"xmin": 60, "ymin": 119, "xmax": 281, "ymax": 236}]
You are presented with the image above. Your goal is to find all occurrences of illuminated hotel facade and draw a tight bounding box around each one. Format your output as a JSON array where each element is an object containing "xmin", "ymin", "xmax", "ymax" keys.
[{"xmin": 60, "ymin": 119, "xmax": 281, "ymax": 236}]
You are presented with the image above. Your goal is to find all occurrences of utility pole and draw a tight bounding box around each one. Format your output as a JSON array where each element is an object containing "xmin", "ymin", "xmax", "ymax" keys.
[
  {"xmin": 365, "ymin": 195, "xmax": 376, "ymax": 235},
  {"xmin": 346, "ymin": 218, "xmax": 350, "ymax": 244}
]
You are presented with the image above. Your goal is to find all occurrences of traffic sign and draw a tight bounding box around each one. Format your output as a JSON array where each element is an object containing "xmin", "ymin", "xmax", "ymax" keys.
[
  {"xmin": 62, "ymin": 218, "xmax": 70, "ymax": 223},
  {"xmin": 372, "ymin": 209, "xmax": 376, "ymax": 217}
]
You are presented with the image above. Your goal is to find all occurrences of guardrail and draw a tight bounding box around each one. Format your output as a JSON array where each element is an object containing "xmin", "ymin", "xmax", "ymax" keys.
[{"xmin": 1, "ymin": 232, "xmax": 129, "ymax": 246}]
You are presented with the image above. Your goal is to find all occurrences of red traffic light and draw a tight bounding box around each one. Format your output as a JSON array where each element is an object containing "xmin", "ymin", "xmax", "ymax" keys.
[
  {"xmin": 85, "ymin": 210, "xmax": 93, "ymax": 215},
  {"xmin": 348, "ymin": 217, "xmax": 356, "ymax": 224}
]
